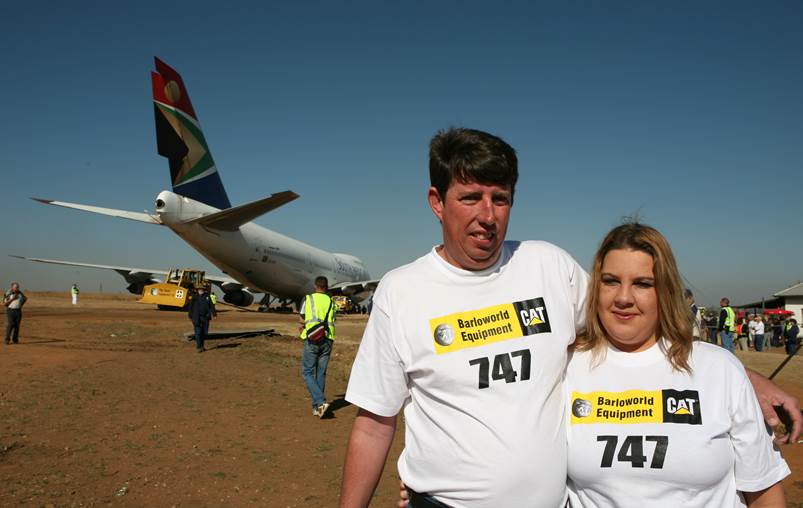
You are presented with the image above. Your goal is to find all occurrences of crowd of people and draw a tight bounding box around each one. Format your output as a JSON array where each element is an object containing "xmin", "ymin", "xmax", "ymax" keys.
[{"xmin": 701, "ymin": 309, "xmax": 800, "ymax": 355}]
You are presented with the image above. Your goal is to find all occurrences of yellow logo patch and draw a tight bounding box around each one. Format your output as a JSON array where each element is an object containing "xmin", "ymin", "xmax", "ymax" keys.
[
  {"xmin": 571, "ymin": 389, "xmax": 702, "ymax": 425},
  {"xmin": 429, "ymin": 297, "xmax": 551, "ymax": 354}
]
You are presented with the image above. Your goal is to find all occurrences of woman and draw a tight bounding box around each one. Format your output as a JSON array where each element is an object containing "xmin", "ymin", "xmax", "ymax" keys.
[{"xmin": 567, "ymin": 223, "xmax": 788, "ymax": 507}]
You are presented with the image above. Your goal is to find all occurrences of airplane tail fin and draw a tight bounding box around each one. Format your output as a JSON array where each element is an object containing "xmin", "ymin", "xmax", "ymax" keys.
[{"xmin": 151, "ymin": 57, "xmax": 232, "ymax": 210}]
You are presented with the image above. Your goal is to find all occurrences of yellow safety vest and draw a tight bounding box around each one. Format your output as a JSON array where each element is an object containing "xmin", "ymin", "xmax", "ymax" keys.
[
  {"xmin": 723, "ymin": 306, "xmax": 736, "ymax": 332},
  {"xmin": 300, "ymin": 293, "xmax": 335, "ymax": 341},
  {"xmin": 210, "ymin": 293, "xmax": 217, "ymax": 305}
]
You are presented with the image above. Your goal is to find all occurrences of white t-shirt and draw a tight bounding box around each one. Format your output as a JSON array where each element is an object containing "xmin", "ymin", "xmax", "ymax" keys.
[
  {"xmin": 751, "ymin": 321, "xmax": 765, "ymax": 335},
  {"xmin": 566, "ymin": 341, "xmax": 789, "ymax": 508},
  {"xmin": 346, "ymin": 241, "xmax": 588, "ymax": 508}
]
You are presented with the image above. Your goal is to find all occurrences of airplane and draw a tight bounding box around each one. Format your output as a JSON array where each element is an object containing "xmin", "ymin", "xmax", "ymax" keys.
[{"xmin": 22, "ymin": 57, "xmax": 376, "ymax": 310}]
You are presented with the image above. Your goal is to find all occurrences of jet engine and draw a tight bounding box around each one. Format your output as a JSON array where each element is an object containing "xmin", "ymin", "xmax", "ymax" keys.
[
  {"xmin": 223, "ymin": 289, "xmax": 254, "ymax": 307},
  {"xmin": 126, "ymin": 280, "xmax": 159, "ymax": 295}
]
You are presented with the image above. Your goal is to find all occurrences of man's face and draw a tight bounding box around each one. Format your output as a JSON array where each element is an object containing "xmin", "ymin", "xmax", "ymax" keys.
[
  {"xmin": 10, "ymin": 283, "xmax": 19, "ymax": 292},
  {"xmin": 428, "ymin": 180, "xmax": 512, "ymax": 271},
  {"xmin": 720, "ymin": 299, "xmax": 727, "ymax": 307}
]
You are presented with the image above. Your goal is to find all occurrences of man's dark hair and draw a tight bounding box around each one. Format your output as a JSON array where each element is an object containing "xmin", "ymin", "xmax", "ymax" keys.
[
  {"xmin": 314, "ymin": 276, "xmax": 328, "ymax": 289},
  {"xmin": 429, "ymin": 127, "xmax": 518, "ymax": 201},
  {"xmin": 721, "ymin": 297, "xmax": 730, "ymax": 305},
  {"xmin": 684, "ymin": 288, "xmax": 693, "ymax": 299}
]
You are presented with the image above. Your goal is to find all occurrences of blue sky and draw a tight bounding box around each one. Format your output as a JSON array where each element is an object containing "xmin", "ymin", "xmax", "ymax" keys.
[{"xmin": 1, "ymin": 1, "xmax": 801, "ymax": 307}]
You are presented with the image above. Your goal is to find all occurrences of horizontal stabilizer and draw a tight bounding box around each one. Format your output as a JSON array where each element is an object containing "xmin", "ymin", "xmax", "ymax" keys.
[
  {"xmin": 32, "ymin": 198, "xmax": 162, "ymax": 225},
  {"xmin": 182, "ymin": 191, "xmax": 299, "ymax": 231}
]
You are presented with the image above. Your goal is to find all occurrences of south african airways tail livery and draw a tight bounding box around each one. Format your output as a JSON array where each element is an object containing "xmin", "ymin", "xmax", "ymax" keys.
[{"xmin": 26, "ymin": 57, "xmax": 375, "ymax": 308}]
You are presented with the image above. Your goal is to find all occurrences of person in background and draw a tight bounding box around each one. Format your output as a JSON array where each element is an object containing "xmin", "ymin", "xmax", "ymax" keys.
[
  {"xmin": 187, "ymin": 286, "xmax": 214, "ymax": 353},
  {"xmin": 4, "ymin": 282, "xmax": 27, "ymax": 345},
  {"xmin": 706, "ymin": 312, "xmax": 719, "ymax": 345},
  {"xmin": 736, "ymin": 317, "xmax": 749, "ymax": 351},
  {"xmin": 784, "ymin": 319, "xmax": 799, "ymax": 356},
  {"xmin": 71, "ymin": 284, "xmax": 80, "ymax": 305},
  {"xmin": 772, "ymin": 318, "xmax": 784, "ymax": 348},
  {"xmin": 751, "ymin": 315, "xmax": 766, "ymax": 352},
  {"xmin": 685, "ymin": 288, "xmax": 702, "ymax": 341},
  {"xmin": 718, "ymin": 297, "xmax": 736, "ymax": 353},
  {"xmin": 299, "ymin": 276, "xmax": 336, "ymax": 418}
]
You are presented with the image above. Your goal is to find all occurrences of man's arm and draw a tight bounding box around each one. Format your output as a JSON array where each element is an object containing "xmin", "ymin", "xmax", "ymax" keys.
[
  {"xmin": 340, "ymin": 409, "xmax": 398, "ymax": 508},
  {"xmin": 746, "ymin": 368, "xmax": 802, "ymax": 444}
]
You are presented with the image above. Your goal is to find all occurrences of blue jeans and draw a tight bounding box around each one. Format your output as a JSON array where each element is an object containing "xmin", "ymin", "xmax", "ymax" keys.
[
  {"xmin": 193, "ymin": 318, "xmax": 209, "ymax": 350},
  {"xmin": 786, "ymin": 340, "xmax": 798, "ymax": 356},
  {"xmin": 302, "ymin": 339, "xmax": 332, "ymax": 408},
  {"xmin": 720, "ymin": 330, "xmax": 734, "ymax": 353},
  {"xmin": 754, "ymin": 334, "xmax": 765, "ymax": 352}
]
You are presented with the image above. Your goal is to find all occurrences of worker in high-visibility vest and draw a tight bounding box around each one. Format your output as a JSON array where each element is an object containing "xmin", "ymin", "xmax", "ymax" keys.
[
  {"xmin": 299, "ymin": 276, "xmax": 336, "ymax": 418},
  {"xmin": 71, "ymin": 284, "xmax": 79, "ymax": 305},
  {"xmin": 718, "ymin": 297, "xmax": 736, "ymax": 353}
]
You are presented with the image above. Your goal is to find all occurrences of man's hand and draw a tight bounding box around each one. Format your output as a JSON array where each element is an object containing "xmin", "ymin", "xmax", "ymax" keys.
[
  {"xmin": 746, "ymin": 368, "xmax": 802, "ymax": 444},
  {"xmin": 397, "ymin": 481, "xmax": 409, "ymax": 508}
]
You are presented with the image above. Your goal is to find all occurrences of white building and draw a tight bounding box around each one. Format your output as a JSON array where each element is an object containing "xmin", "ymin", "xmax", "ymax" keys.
[
  {"xmin": 739, "ymin": 281, "xmax": 803, "ymax": 324},
  {"xmin": 774, "ymin": 282, "xmax": 803, "ymax": 324}
]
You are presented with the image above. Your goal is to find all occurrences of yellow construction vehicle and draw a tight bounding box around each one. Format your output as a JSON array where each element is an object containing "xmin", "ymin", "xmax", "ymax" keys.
[
  {"xmin": 138, "ymin": 268, "xmax": 212, "ymax": 310},
  {"xmin": 332, "ymin": 295, "xmax": 353, "ymax": 313}
]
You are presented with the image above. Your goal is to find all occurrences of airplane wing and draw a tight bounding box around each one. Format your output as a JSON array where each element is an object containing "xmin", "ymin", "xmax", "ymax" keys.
[
  {"xmin": 9, "ymin": 255, "xmax": 242, "ymax": 292},
  {"xmin": 330, "ymin": 279, "xmax": 379, "ymax": 301},
  {"xmin": 32, "ymin": 198, "xmax": 162, "ymax": 225}
]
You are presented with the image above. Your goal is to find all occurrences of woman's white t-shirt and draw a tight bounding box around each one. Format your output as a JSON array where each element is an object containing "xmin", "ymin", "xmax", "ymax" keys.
[{"xmin": 566, "ymin": 340, "xmax": 789, "ymax": 507}]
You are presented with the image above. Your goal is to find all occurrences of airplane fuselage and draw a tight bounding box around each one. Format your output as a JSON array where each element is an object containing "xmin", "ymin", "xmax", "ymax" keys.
[{"xmin": 155, "ymin": 190, "xmax": 370, "ymax": 302}]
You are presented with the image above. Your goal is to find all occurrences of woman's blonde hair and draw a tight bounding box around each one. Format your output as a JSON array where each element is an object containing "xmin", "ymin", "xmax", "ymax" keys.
[{"xmin": 574, "ymin": 222, "xmax": 693, "ymax": 373}]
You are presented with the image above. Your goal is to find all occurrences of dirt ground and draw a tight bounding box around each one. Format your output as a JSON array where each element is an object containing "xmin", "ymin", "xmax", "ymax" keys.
[{"xmin": 2, "ymin": 293, "xmax": 803, "ymax": 507}]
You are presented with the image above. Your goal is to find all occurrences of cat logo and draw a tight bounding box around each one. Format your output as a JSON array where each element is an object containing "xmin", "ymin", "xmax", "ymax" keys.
[
  {"xmin": 661, "ymin": 389, "xmax": 702, "ymax": 424},
  {"xmin": 513, "ymin": 297, "xmax": 551, "ymax": 335}
]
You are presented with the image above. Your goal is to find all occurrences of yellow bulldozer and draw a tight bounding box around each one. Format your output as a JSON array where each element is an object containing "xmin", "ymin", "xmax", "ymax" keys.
[{"xmin": 138, "ymin": 268, "xmax": 212, "ymax": 310}]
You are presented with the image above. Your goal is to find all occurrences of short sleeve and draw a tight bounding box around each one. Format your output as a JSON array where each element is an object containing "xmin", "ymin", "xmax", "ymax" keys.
[
  {"xmin": 730, "ymin": 372, "xmax": 790, "ymax": 492},
  {"xmin": 345, "ymin": 295, "xmax": 409, "ymax": 417},
  {"xmin": 568, "ymin": 255, "xmax": 589, "ymax": 334}
]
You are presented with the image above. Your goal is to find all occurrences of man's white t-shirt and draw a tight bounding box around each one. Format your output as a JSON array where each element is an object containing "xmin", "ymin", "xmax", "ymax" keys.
[
  {"xmin": 566, "ymin": 341, "xmax": 789, "ymax": 507},
  {"xmin": 346, "ymin": 241, "xmax": 588, "ymax": 508},
  {"xmin": 751, "ymin": 321, "xmax": 765, "ymax": 335}
]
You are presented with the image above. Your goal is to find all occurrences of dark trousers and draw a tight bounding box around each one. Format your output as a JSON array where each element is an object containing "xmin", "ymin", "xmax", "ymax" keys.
[
  {"xmin": 193, "ymin": 318, "xmax": 209, "ymax": 350},
  {"xmin": 407, "ymin": 488, "xmax": 451, "ymax": 508},
  {"xmin": 5, "ymin": 309, "xmax": 21, "ymax": 343}
]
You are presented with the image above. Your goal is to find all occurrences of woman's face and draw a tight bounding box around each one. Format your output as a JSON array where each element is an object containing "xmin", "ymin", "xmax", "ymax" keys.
[{"xmin": 598, "ymin": 248, "xmax": 658, "ymax": 352}]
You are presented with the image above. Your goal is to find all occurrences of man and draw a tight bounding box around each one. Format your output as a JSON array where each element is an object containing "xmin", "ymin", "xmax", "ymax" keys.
[
  {"xmin": 187, "ymin": 286, "xmax": 214, "ymax": 353},
  {"xmin": 684, "ymin": 288, "xmax": 702, "ymax": 341},
  {"xmin": 718, "ymin": 297, "xmax": 736, "ymax": 353},
  {"xmin": 4, "ymin": 282, "xmax": 26, "ymax": 345},
  {"xmin": 71, "ymin": 284, "xmax": 79, "ymax": 305},
  {"xmin": 784, "ymin": 318, "xmax": 799, "ymax": 356},
  {"xmin": 340, "ymin": 128, "xmax": 802, "ymax": 508},
  {"xmin": 299, "ymin": 276, "xmax": 336, "ymax": 418}
]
